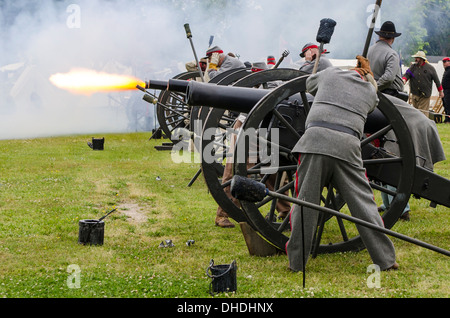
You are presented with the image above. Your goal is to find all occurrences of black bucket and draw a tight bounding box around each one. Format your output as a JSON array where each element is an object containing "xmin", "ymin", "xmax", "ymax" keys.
[
  {"xmin": 78, "ymin": 219, "xmax": 104, "ymax": 245},
  {"xmin": 92, "ymin": 137, "xmax": 104, "ymax": 150},
  {"xmin": 206, "ymin": 259, "xmax": 237, "ymax": 294}
]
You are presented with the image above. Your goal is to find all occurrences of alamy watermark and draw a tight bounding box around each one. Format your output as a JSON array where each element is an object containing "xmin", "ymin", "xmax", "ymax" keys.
[
  {"xmin": 67, "ymin": 264, "xmax": 81, "ymax": 289},
  {"xmin": 66, "ymin": 4, "xmax": 81, "ymax": 29},
  {"xmin": 366, "ymin": 3, "xmax": 382, "ymax": 29},
  {"xmin": 366, "ymin": 264, "xmax": 381, "ymax": 288}
]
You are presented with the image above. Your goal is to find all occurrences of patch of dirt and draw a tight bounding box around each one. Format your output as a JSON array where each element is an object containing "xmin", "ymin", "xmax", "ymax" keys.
[{"xmin": 118, "ymin": 202, "xmax": 148, "ymax": 224}]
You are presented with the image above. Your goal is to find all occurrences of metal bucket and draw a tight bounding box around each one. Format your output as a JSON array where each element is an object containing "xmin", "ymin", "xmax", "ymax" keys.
[
  {"xmin": 206, "ymin": 259, "xmax": 237, "ymax": 294},
  {"xmin": 78, "ymin": 219, "xmax": 104, "ymax": 245},
  {"xmin": 91, "ymin": 137, "xmax": 104, "ymax": 150}
]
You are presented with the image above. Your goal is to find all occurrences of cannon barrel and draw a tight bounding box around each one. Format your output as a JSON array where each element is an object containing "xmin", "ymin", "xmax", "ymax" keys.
[
  {"xmin": 143, "ymin": 78, "xmax": 390, "ymax": 131},
  {"xmin": 168, "ymin": 79, "xmax": 190, "ymax": 92},
  {"xmin": 144, "ymin": 79, "xmax": 190, "ymax": 93},
  {"xmin": 145, "ymin": 79, "xmax": 168, "ymax": 91},
  {"xmin": 183, "ymin": 80, "xmax": 390, "ymax": 132},
  {"xmin": 186, "ymin": 81, "xmax": 269, "ymax": 113},
  {"xmin": 145, "ymin": 79, "xmax": 191, "ymax": 93}
]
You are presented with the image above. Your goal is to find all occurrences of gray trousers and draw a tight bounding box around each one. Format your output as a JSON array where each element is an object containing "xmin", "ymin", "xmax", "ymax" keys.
[{"xmin": 286, "ymin": 153, "xmax": 396, "ymax": 272}]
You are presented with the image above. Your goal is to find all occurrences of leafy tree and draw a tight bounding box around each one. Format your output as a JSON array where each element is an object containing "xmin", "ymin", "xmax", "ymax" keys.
[{"xmin": 422, "ymin": 0, "xmax": 450, "ymax": 56}]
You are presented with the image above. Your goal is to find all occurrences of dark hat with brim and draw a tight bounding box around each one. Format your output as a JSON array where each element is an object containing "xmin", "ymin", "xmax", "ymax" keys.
[
  {"xmin": 375, "ymin": 21, "xmax": 401, "ymax": 38},
  {"xmin": 300, "ymin": 42, "xmax": 318, "ymax": 58}
]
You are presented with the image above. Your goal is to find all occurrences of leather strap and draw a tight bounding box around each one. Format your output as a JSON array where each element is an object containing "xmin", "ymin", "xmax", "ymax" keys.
[{"xmin": 306, "ymin": 121, "xmax": 360, "ymax": 139}]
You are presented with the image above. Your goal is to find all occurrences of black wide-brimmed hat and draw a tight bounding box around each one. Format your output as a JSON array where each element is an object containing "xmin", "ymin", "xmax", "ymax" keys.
[{"xmin": 375, "ymin": 21, "xmax": 401, "ymax": 38}]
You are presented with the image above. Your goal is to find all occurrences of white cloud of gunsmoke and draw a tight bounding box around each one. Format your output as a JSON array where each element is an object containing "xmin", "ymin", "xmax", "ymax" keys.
[{"xmin": 0, "ymin": 0, "xmax": 402, "ymax": 139}]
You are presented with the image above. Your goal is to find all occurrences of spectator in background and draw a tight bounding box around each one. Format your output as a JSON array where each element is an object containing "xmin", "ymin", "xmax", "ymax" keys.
[{"xmin": 403, "ymin": 51, "xmax": 444, "ymax": 117}]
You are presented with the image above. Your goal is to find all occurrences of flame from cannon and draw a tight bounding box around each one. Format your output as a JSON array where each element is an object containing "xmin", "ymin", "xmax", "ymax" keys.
[{"xmin": 49, "ymin": 68, "xmax": 145, "ymax": 95}]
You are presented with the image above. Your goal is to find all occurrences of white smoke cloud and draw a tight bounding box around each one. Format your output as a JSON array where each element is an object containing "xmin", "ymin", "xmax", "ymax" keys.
[{"xmin": 0, "ymin": 0, "xmax": 403, "ymax": 140}]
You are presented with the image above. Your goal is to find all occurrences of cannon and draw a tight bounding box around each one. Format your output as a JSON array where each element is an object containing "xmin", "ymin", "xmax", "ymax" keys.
[
  {"xmin": 140, "ymin": 68, "xmax": 449, "ymax": 256},
  {"xmin": 146, "ymin": 67, "xmax": 251, "ymax": 142}
]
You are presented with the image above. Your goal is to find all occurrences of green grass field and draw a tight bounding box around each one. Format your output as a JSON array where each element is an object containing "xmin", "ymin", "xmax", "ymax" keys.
[{"xmin": 0, "ymin": 124, "xmax": 448, "ymax": 299}]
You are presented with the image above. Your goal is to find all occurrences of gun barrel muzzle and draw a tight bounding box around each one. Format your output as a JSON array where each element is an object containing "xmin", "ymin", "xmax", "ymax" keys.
[{"xmin": 145, "ymin": 80, "xmax": 169, "ymax": 91}]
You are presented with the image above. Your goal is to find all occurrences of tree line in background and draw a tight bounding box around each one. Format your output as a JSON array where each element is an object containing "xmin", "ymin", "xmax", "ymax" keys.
[
  {"xmin": 187, "ymin": 0, "xmax": 449, "ymax": 63},
  {"xmin": 382, "ymin": 0, "xmax": 449, "ymax": 63}
]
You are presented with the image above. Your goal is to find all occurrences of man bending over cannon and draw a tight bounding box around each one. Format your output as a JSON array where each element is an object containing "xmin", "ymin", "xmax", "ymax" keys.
[
  {"xmin": 206, "ymin": 46, "xmax": 246, "ymax": 81},
  {"xmin": 286, "ymin": 56, "xmax": 399, "ymax": 272}
]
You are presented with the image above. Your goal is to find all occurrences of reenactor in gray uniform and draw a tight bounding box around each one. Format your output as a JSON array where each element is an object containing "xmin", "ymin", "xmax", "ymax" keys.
[
  {"xmin": 298, "ymin": 42, "xmax": 332, "ymax": 74},
  {"xmin": 286, "ymin": 57, "xmax": 398, "ymax": 272},
  {"xmin": 367, "ymin": 21, "xmax": 405, "ymax": 98},
  {"xmin": 205, "ymin": 46, "xmax": 246, "ymax": 81}
]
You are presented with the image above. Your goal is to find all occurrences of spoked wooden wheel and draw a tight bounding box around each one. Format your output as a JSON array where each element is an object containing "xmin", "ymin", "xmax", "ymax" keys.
[
  {"xmin": 234, "ymin": 75, "xmax": 416, "ymax": 254},
  {"xmin": 190, "ymin": 68, "xmax": 251, "ymax": 153},
  {"xmin": 156, "ymin": 71, "xmax": 200, "ymax": 139},
  {"xmin": 200, "ymin": 69, "xmax": 307, "ymax": 223}
]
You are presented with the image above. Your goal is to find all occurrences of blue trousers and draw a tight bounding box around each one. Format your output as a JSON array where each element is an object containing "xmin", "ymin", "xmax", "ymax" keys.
[{"xmin": 380, "ymin": 184, "xmax": 410, "ymax": 214}]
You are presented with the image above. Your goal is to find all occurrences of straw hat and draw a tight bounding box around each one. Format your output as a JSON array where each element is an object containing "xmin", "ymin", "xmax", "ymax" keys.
[{"xmin": 411, "ymin": 51, "xmax": 427, "ymax": 61}]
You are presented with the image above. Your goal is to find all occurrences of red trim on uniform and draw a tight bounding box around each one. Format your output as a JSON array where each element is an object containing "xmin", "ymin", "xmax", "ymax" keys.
[
  {"xmin": 251, "ymin": 68, "xmax": 264, "ymax": 73},
  {"xmin": 206, "ymin": 50, "xmax": 223, "ymax": 56},
  {"xmin": 288, "ymin": 154, "xmax": 303, "ymax": 235},
  {"xmin": 354, "ymin": 69, "xmax": 364, "ymax": 79},
  {"xmin": 295, "ymin": 154, "xmax": 301, "ymax": 197},
  {"xmin": 438, "ymin": 85, "xmax": 443, "ymax": 91}
]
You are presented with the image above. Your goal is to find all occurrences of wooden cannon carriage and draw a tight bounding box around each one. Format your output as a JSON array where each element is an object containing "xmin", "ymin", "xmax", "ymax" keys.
[{"xmin": 140, "ymin": 68, "xmax": 449, "ymax": 256}]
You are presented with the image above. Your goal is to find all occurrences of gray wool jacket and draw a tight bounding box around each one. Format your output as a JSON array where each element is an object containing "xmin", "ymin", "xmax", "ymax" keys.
[
  {"xmin": 383, "ymin": 95, "xmax": 446, "ymax": 170},
  {"xmin": 367, "ymin": 40, "xmax": 404, "ymax": 92},
  {"xmin": 299, "ymin": 57, "xmax": 333, "ymax": 74},
  {"xmin": 292, "ymin": 67, "xmax": 378, "ymax": 166},
  {"xmin": 208, "ymin": 55, "xmax": 246, "ymax": 80}
]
